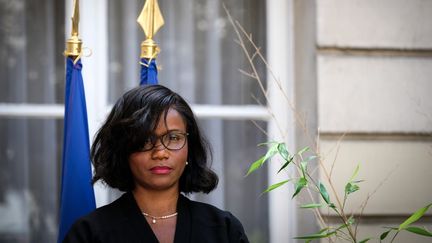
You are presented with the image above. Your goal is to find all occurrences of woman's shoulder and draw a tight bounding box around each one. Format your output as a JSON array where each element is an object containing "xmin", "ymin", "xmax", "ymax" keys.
[
  {"xmin": 63, "ymin": 193, "xmax": 138, "ymax": 242},
  {"xmin": 180, "ymin": 195, "xmax": 249, "ymax": 242},
  {"xmin": 181, "ymin": 195, "xmax": 243, "ymax": 227},
  {"xmin": 185, "ymin": 196, "xmax": 230, "ymax": 216},
  {"xmin": 79, "ymin": 192, "xmax": 131, "ymax": 223}
]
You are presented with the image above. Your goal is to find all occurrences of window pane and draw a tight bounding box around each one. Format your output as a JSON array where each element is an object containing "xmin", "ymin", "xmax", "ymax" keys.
[
  {"xmin": 107, "ymin": 0, "xmax": 267, "ymax": 106},
  {"xmin": 0, "ymin": 0, "xmax": 65, "ymax": 104},
  {"xmin": 0, "ymin": 118, "xmax": 62, "ymax": 243},
  {"xmin": 223, "ymin": 120, "xmax": 268, "ymax": 243},
  {"xmin": 194, "ymin": 119, "xmax": 269, "ymax": 243}
]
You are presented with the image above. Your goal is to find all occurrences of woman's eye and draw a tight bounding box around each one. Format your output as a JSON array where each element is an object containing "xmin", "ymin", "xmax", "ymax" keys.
[{"xmin": 168, "ymin": 134, "xmax": 180, "ymax": 141}]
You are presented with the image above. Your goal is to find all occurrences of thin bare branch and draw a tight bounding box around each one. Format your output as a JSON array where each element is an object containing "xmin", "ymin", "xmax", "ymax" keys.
[
  {"xmin": 354, "ymin": 165, "xmax": 399, "ymax": 237},
  {"xmin": 329, "ymin": 133, "xmax": 346, "ymax": 178},
  {"xmin": 251, "ymin": 47, "xmax": 261, "ymax": 61},
  {"xmin": 238, "ymin": 69, "xmax": 257, "ymax": 80},
  {"xmin": 250, "ymin": 120, "xmax": 268, "ymax": 137},
  {"xmin": 234, "ymin": 19, "xmax": 320, "ymax": 152},
  {"xmin": 250, "ymin": 94, "xmax": 263, "ymax": 106},
  {"xmin": 223, "ymin": 4, "xmax": 287, "ymax": 140}
]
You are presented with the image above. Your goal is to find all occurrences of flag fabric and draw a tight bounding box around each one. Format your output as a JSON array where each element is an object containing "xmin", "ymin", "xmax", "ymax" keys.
[
  {"xmin": 57, "ymin": 57, "xmax": 96, "ymax": 243},
  {"xmin": 140, "ymin": 58, "xmax": 158, "ymax": 85}
]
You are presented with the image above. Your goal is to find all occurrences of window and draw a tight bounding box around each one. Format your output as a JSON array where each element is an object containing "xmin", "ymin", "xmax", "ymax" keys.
[
  {"xmin": 0, "ymin": 0, "xmax": 65, "ymax": 242},
  {"xmin": 107, "ymin": 1, "xmax": 269, "ymax": 241}
]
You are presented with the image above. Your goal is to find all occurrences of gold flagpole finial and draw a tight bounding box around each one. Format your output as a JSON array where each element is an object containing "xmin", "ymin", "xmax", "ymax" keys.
[
  {"xmin": 65, "ymin": 0, "xmax": 82, "ymax": 57},
  {"xmin": 137, "ymin": 0, "xmax": 164, "ymax": 59}
]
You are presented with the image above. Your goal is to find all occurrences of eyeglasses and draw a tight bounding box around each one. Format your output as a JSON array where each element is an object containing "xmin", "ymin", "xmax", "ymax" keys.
[{"xmin": 141, "ymin": 131, "xmax": 189, "ymax": 151}]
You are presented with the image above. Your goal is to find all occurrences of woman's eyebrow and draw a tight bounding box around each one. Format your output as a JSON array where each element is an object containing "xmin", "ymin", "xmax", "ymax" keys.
[
  {"xmin": 153, "ymin": 129, "xmax": 184, "ymax": 136},
  {"xmin": 165, "ymin": 129, "xmax": 185, "ymax": 133}
]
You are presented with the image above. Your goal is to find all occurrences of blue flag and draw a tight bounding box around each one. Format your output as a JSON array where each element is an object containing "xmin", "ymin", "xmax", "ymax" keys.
[
  {"xmin": 57, "ymin": 57, "xmax": 96, "ymax": 243},
  {"xmin": 140, "ymin": 58, "xmax": 158, "ymax": 85}
]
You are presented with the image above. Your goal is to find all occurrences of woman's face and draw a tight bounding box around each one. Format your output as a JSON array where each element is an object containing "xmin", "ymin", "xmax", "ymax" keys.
[{"xmin": 128, "ymin": 108, "xmax": 188, "ymax": 192}]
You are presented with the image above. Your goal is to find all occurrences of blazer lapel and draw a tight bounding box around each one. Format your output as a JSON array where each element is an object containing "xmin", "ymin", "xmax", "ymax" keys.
[
  {"xmin": 121, "ymin": 192, "xmax": 159, "ymax": 242},
  {"xmin": 174, "ymin": 194, "xmax": 191, "ymax": 243}
]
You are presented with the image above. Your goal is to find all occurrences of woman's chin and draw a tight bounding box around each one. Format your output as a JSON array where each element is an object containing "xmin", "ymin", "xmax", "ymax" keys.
[{"xmin": 139, "ymin": 180, "xmax": 179, "ymax": 192}]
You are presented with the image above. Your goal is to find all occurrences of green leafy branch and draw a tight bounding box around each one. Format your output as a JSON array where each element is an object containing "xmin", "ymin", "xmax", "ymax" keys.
[
  {"xmin": 246, "ymin": 143, "xmax": 432, "ymax": 242},
  {"xmin": 380, "ymin": 203, "xmax": 432, "ymax": 242}
]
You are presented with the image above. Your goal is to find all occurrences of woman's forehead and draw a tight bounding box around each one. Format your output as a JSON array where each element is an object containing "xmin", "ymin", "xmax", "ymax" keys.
[{"xmin": 154, "ymin": 108, "xmax": 186, "ymax": 134}]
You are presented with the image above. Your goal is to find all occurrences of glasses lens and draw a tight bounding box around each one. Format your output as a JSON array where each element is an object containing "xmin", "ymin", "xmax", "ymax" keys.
[
  {"xmin": 162, "ymin": 132, "xmax": 187, "ymax": 150},
  {"xmin": 142, "ymin": 137, "xmax": 155, "ymax": 151}
]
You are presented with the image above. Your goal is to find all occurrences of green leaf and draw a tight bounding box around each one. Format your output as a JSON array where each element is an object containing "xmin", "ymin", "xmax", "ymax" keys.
[
  {"xmin": 359, "ymin": 237, "xmax": 372, "ymax": 243},
  {"xmin": 345, "ymin": 165, "xmax": 361, "ymax": 195},
  {"xmin": 300, "ymin": 161, "xmax": 308, "ymax": 177},
  {"xmin": 399, "ymin": 203, "xmax": 432, "ymax": 230},
  {"xmin": 335, "ymin": 223, "xmax": 349, "ymax": 231},
  {"xmin": 276, "ymin": 156, "xmax": 293, "ymax": 174},
  {"xmin": 345, "ymin": 182, "xmax": 360, "ymax": 195},
  {"xmin": 292, "ymin": 177, "xmax": 308, "ymax": 198},
  {"xmin": 349, "ymin": 164, "xmax": 360, "ymax": 182},
  {"xmin": 293, "ymin": 231, "xmax": 336, "ymax": 239},
  {"xmin": 297, "ymin": 146, "xmax": 310, "ymax": 156},
  {"xmin": 277, "ymin": 143, "xmax": 289, "ymax": 160},
  {"xmin": 304, "ymin": 155, "xmax": 318, "ymax": 162},
  {"xmin": 257, "ymin": 141, "xmax": 277, "ymax": 146},
  {"xmin": 246, "ymin": 143, "xmax": 279, "ymax": 176},
  {"xmin": 245, "ymin": 156, "xmax": 265, "ymax": 176},
  {"xmin": 305, "ymin": 228, "xmax": 330, "ymax": 243},
  {"xmin": 300, "ymin": 203, "xmax": 324, "ymax": 209},
  {"xmin": 293, "ymin": 155, "xmax": 317, "ymax": 175},
  {"xmin": 380, "ymin": 229, "xmax": 392, "ymax": 240},
  {"xmin": 266, "ymin": 143, "xmax": 280, "ymax": 158},
  {"xmin": 317, "ymin": 228, "xmax": 330, "ymax": 234},
  {"xmin": 261, "ymin": 179, "xmax": 291, "ymax": 195},
  {"xmin": 319, "ymin": 182, "xmax": 330, "ymax": 204},
  {"xmin": 405, "ymin": 226, "xmax": 432, "ymax": 237}
]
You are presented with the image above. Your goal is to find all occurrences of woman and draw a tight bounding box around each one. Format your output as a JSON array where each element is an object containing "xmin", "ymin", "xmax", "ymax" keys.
[{"xmin": 63, "ymin": 85, "xmax": 249, "ymax": 243}]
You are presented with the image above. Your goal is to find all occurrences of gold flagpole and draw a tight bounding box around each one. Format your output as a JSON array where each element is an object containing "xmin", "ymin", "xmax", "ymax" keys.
[
  {"xmin": 137, "ymin": 0, "xmax": 165, "ymax": 59},
  {"xmin": 64, "ymin": 0, "xmax": 82, "ymax": 58}
]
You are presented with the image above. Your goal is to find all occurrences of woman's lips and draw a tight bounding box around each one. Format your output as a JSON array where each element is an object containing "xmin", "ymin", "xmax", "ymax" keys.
[{"xmin": 150, "ymin": 166, "xmax": 173, "ymax": 175}]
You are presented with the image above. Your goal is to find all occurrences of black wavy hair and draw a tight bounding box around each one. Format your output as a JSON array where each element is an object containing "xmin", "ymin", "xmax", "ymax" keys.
[{"xmin": 91, "ymin": 84, "xmax": 218, "ymax": 193}]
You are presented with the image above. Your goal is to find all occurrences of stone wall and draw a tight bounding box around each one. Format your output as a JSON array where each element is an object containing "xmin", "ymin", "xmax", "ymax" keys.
[{"xmin": 316, "ymin": 0, "xmax": 432, "ymax": 242}]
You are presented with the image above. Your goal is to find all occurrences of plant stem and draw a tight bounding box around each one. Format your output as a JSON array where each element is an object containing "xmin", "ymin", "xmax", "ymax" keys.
[
  {"xmin": 317, "ymin": 155, "xmax": 357, "ymax": 241},
  {"xmin": 335, "ymin": 228, "xmax": 354, "ymax": 242},
  {"xmin": 342, "ymin": 193, "xmax": 348, "ymax": 211},
  {"xmin": 301, "ymin": 155, "xmax": 356, "ymax": 241},
  {"xmin": 389, "ymin": 231, "xmax": 399, "ymax": 243}
]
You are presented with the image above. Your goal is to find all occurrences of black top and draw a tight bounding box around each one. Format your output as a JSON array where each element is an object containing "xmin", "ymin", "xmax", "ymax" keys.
[{"xmin": 63, "ymin": 192, "xmax": 249, "ymax": 243}]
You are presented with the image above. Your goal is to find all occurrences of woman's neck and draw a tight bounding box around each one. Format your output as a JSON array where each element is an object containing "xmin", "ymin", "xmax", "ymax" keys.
[{"xmin": 132, "ymin": 186, "xmax": 179, "ymax": 216}]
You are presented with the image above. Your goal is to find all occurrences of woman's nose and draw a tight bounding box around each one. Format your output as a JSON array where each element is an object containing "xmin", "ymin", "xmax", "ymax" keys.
[
  {"xmin": 153, "ymin": 139, "xmax": 166, "ymax": 151},
  {"xmin": 151, "ymin": 141, "xmax": 169, "ymax": 159}
]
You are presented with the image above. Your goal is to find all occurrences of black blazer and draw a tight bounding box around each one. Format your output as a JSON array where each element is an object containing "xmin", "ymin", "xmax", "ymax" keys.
[{"xmin": 63, "ymin": 192, "xmax": 249, "ymax": 243}]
